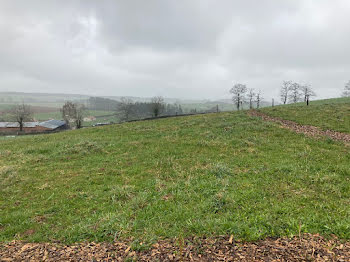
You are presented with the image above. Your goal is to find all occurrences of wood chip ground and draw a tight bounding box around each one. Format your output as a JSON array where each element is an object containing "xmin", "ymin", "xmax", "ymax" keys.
[{"xmin": 1, "ymin": 234, "xmax": 349, "ymax": 261}]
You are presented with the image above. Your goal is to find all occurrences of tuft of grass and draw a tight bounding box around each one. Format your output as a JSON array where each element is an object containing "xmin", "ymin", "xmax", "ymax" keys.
[{"xmin": 0, "ymin": 109, "xmax": 349, "ymax": 244}]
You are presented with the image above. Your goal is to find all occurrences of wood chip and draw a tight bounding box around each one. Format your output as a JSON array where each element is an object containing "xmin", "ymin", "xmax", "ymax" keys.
[
  {"xmin": 1, "ymin": 234, "xmax": 349, "ymax": 261},
  {"xmin": 229, "ymin": 235, "xmax": 234, "ymax": 244}
]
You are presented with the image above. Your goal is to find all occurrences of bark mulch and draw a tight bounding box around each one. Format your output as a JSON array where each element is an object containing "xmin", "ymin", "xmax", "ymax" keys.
[
  {"xmin": 1, "ymin": 234, "xmax": 349, "ymax": 261},
  {"xmin": 249, "ymin": 110, "xmax": 350, "ymax": 144}
]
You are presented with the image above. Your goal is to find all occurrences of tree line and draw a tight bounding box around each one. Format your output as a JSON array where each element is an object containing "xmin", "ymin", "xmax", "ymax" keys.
[
  {"xmin": 115, "ymin": 96, "xmax": 184, "ymax": 122},
  {"xmin": 58, "ymin": 96, "xmax": 186, "ymax": 128},
  {"xmin": 229, "ymin": 84, "xmax": 263, "ymax": 110},
  {"xmin": 230, "ymin": 81, "xmax": 316, "ymax": 110},
  {"xmin": 230, "ymin": 80, "xmax": 350, "ymax": 110},
  {"xmin": 2, "ymin": 80, "xmax": 350, "ymax": 132}
]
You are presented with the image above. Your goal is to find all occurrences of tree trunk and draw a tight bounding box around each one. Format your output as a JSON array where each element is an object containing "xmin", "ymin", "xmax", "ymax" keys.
[{"xmin": 19, "ymin": 117, "xmax": 23, "ymax": 132}]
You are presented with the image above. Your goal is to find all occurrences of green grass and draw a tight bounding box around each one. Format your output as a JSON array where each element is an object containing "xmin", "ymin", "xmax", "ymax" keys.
[
  {"xmin": 84, "ymin": 116, "xmax": 120, "ymax": 127},
  {"xmin": 0, "ymin": 104, "xmax": 15, "ymax": 111},
  {"xmin": 34, "ymin": 110, "xmax": 114, "ymax": 121},
  {"xmin": 1, "ymin": 109, "xmax": 350, "ymax": 245},
  {"xmin": 181, "ymin": 102, "xmax": 234, "ymax": 112},
  {"xmin": 262, "ymin": 97, "xmax": 350, "ymax": 133}
]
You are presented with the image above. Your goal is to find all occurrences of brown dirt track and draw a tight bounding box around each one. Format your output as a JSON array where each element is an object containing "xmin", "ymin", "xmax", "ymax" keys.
[
  {"xmin": 1, "ymin": 234, "xmax": 349, "ymax": 261},
  {"xmin": 249, "ymin": 110, "xmax": 350, "ymax": 144}
]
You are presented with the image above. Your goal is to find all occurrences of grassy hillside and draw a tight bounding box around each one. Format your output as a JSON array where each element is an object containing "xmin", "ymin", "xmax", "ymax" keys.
[
  {"xmin": 262, "ymin": 97, "xmax": 350, "ymax": 133},
  {"xmin": 1, "ymin": 109, "xmax": 349, "ymax": 245}
]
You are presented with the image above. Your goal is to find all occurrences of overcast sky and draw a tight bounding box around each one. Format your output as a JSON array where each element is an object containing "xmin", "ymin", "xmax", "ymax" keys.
[{"xmin": 0, "ymin": 0, "xmax": 349, "ymax": 100}]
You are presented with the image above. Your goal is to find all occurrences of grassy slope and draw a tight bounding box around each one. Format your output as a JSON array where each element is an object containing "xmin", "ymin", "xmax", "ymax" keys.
[
  {"xmin": 262, "ymin": 97, "xmax": 350, "ymax": 133},
  {"xmin": 0, "ymin": 111, "xmax": 349, "ymax": 244}
]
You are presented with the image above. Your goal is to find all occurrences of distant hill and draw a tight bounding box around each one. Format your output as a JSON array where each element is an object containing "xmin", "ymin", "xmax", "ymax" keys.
[
  {"xmin": 0, "ymin": 92, "xmax": 89, "ymax": 105},
  {"xmin": 0, "ymin": 91, "xmax": 272, "ymax": 110}
]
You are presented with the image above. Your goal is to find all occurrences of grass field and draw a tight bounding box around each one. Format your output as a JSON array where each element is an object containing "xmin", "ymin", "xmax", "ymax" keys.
[
  {"xmin": 1, "ymin": 100, "xmax": 350, "ymax": 245},
  {"xmin": 33, "ymin": 110, "xmax": 118, "ymax": 127},
  {"xmin": 262, "ymin": 97, "xmax": 350, "ymax": 133}
]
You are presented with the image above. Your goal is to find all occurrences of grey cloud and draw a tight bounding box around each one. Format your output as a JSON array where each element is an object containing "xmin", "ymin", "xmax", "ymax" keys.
[{"xmin": 0, "ymin": 0, "xmax": 349, "ymax": 100}]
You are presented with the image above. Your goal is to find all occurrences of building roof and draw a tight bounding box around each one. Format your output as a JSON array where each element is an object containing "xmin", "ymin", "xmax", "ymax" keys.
[
  {"xmin": 38, "ymin": 119, "xmax": 66, "ymax": 129},
  {"xmin": 0, "ymin": 120, "xmax": 65, "ymax": 129},
  {"xmin": 24, "ymin": 122, "xmax": 40, "ymax": 128},
  {"xmin": 0, "ymin": 122, "xmax": 10, "ymax": 128},
  {"xmin": 0, "ymin": 122, "xmax": 39, "ymax": 128}
]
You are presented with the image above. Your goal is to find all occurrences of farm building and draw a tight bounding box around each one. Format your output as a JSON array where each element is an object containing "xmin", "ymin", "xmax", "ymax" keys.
[
  {"xmin": 83, "ymin": 116, "xmax": 97, "ymax": 122},
  {"xmin": 0, "ymin": 120, "xmax": 67, "ymax": 134}
]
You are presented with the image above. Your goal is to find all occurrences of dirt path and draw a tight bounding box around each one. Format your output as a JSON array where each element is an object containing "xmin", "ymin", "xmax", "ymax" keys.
[
  {"xmin": 249, "ymin": 110, "xmax": 350, "ymax": 144},
  {"xmin": 1, "ymin": 234, "xmax": 349, "ymax": 261}
]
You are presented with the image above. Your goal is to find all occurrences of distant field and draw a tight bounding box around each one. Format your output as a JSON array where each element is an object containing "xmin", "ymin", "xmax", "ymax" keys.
[
  {"xmin": 0, "ymin": 104, "xmax": 118, "ymax": 126},
  {"xmin": 181, "ymin": 101, "xmax": 270, "ymax": 112},
  {"xmin": 181, "ymin": 102, "xmax": 234, "ymax": 112},
  {"xmin": 0, "ymin": 92, "xmax": 88, "ymax": 104},
  {"xmin": 0, "ymin": 104, "xmax": 15, "ymax": 111},
  {"xmin": 34, "ymin": 110, "xmax": 115, "ymax": 120},
  {"xmin": 262, "ymin": 97, "xmax": 350, "ymax": 133},
  {"xmin": 34, "ymin": 110, "xmax": 119, "ymax": 126},
  {"xmin": 1, "ymin": 106, "xmax": 349, "ymax": 244}
]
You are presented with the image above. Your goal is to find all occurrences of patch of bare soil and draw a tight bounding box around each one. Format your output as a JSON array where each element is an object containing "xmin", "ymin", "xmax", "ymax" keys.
[
  {"xmin": 249, "ymin": 110, "xmax": 350, "ymax": 144},
  {"xmin": 0, "ymin": 234, "xmax": 349, "ymax": 261}
]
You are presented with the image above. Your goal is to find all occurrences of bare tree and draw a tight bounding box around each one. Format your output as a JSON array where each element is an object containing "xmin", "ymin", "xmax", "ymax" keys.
[
  {"xmin": 10, "ymin": 103, "xmax": 33, "ymax": 132},
  {"xmin": 230, "ymin": 83, "xmax": 247, "ymax": 110},
  {"xmin": 247, "ymin": 88, "xmax": 256, "ymax": 109},
  {"xmin": 151, "ymin": 96, "xmax": 165, "ymax": 117},
  {"xmin": 342, "ymin": 81, "xmax": 350, "ymax": 97},
  {"xmin": 255, "ymin": 90, "xmax": 263, "ymax": 109},
  {"xmin": 75, "ymin": 104, "xmax": 86, "ymax": 129},
  {"xmin": 288, "ymin": 82, "xmax": 302, "ymax": 103},
  {"xmin": 61, "ymin": 101, "xmax": 86, "ymax": 129},
  {"xmin": 61, "ymin": 101, "xmax": 75, "ymax": 127},
  {"xmin": 116, "ymin": 97, "xmax": 134, "ymax": 121},
  {"xmin": 301, "ymin": 84, "xmax": 316, "ymax": 106},
  {"xmin": 280, "ymin": 80, "xmax": 292, "ymax": 104}
]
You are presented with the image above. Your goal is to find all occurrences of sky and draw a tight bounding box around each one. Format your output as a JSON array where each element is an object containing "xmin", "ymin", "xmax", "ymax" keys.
[{"xmin": 0, "ymin": 0, "xmax": 349, "ymax": 101}]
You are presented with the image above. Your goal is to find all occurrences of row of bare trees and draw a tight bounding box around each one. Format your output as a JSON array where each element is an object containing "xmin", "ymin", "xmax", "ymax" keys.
[
  {"xmin": 280, "ymin": 81, "xmax": 316, "ymax": 105},
  {"xmin": 231, "ymin": 79, "xmax": 350, "ymax": 109},
  {"xmin": 116, "ymin": 96, "xmax": 165, "ymax": 121},
  {"xmin": 5, "ymin": 79, "xmax": 349, "ymax": 131},
  {"xmin": 229, "ymin": 84, "xmax": 263, "ymax": 110},
  {"xmin": 230, "ymin": 81, "xmax": 318, "ymax": 109},
  {"xmin": 116, "ymin": 96, "xmax": 187, "ymax": 122}
]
